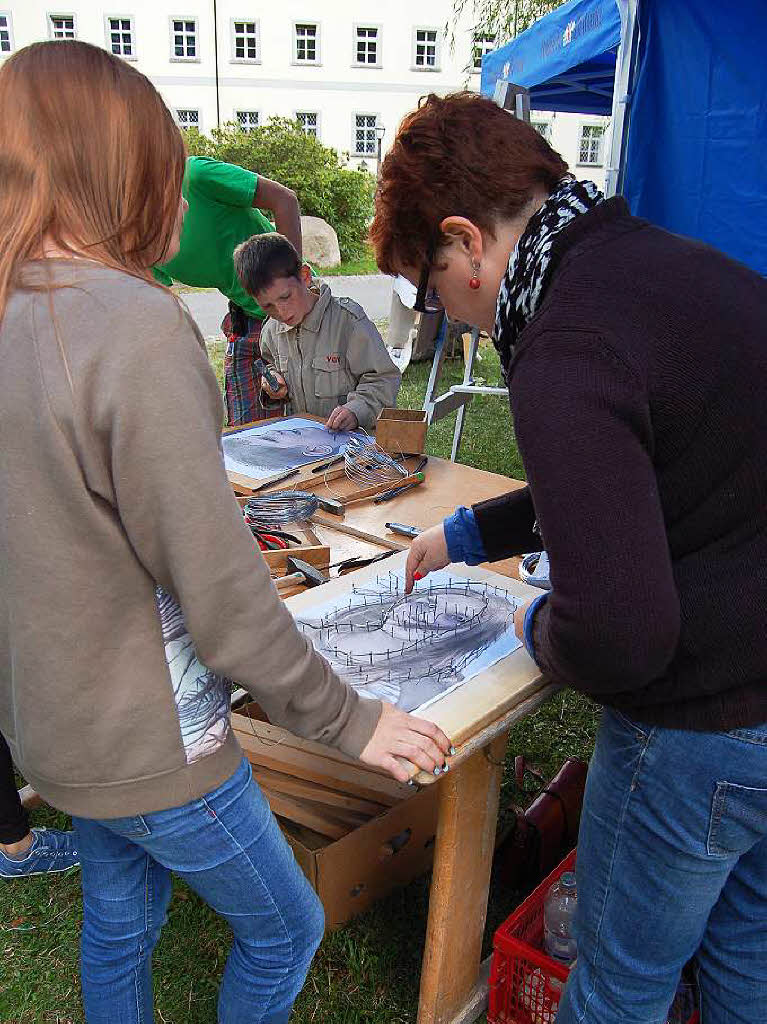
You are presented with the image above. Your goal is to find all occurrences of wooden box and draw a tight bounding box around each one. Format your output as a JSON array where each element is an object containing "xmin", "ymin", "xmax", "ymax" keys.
[
  {"xmin": 375, "ymin": 407, "xmax": 428, "ymax": 456},
  {"xmin": 231, "ymin": 705, "xmax": 439, "ymax": 928},
  {"xmin": 235, "ymin": 497, "xmax": 330, "ymax": 580}
]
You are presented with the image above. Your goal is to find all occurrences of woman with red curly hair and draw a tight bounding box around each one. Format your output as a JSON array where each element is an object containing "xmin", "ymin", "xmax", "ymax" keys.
[{"xmin": 371, "ymin": 91, "xmax": 767, "ymax": 1024}]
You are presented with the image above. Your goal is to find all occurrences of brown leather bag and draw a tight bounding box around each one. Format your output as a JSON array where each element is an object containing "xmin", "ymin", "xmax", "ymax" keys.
[{"xmin": 495, "ymin": 756, "xmax": 588, "ymax": 890}]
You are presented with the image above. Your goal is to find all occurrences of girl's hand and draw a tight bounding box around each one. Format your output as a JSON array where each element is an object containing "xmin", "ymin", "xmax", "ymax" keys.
[{"xmin": 359, "ymin": 701, "xmax": 452, "ymax": 782}]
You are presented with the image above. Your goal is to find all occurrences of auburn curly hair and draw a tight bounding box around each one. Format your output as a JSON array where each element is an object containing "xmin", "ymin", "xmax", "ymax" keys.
[{"xmin": 370, "ymin": 92, "xmax": 569, "ymax": 275}]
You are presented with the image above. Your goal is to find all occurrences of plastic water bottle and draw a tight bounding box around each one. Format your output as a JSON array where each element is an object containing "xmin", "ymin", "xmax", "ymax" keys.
[{"xmin": 543, "ymin": 871, "xmax": 578, "ymax": 965}]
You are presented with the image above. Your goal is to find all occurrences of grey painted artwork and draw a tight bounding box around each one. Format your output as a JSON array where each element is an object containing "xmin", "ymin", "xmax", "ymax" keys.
[
  {"xmin": 296, "ymin": 570, "xmax": 522, "ymax": 713},
  {"xmin": 222, "ymin": 416, "xmax": 365, "ymax": 480},
  {"xmin": 154, "ymin": 587, "xmax": 231, "ymax": 763}
]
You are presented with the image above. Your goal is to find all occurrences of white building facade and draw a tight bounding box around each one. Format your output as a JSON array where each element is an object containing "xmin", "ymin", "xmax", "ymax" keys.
[{"xmin": 0, "ymin": 0, "xmax": 609, "ymax": 187}]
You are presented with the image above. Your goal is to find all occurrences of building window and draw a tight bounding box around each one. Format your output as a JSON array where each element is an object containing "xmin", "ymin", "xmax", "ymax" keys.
[
  {"xmin": 354, "ymin": 25, "xmax": 379, "ymax": 67},
  {"xmin": 532, "ymin": 120, "xmax": 552, "ymax": 142},
  {"xmin": 176, "ymin": 108, "xmax": 199, "ymax": 131},
  {"xmin": 170, "ymin": 17, "xmax": 198, "ymax": 60},
  {"xmin": 49, "ymin": 14, "xmax": 76, "ymax": 39},
  {"xmin": 413, "ymin": 27, "xmax": 439, "ymax": 69},
  {"xmin": 579, "ymin": 124, "xmax": 605, "ymax": 165},
  {"xmin": 106, "ymin": 17, "xmax": 134, "ymax": 58},
  {"xmin": 472, "ymin": 32, "xmax": 495, "ymax": 71},
  {"xmin": 354, "ymin": 114, "xmax": 379, "ymax": 157},
  {"xmin": 296, "ymin": 111, "xmax": 319, "ymax": 139},
  {"xmin": 294, "ymin": 22, "xmax": 319, "ymax": 64},
  {"xmin": 236, "ymin": 110, "xmax": 259, "ymax": 132},
  {"xmin": 231, "ymin": 19, "xmax": 259, "ymax": 62},
  {"xmin": 0, "ymin": 12, "xmax": 14, "ymax": 53}
]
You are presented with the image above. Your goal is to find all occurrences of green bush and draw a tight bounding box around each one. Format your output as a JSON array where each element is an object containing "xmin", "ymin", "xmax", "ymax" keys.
[{"xmin": 181, "ymin": 118, "xmax": 376, "ymax": 261}]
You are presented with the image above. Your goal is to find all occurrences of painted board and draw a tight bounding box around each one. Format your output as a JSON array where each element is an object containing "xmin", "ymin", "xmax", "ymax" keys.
[
  {"xmin": 295, "ymin": 567, "xmax": 523, "ymax": 714},
  {"xmin": 222, "ymin": 416, "xmax": 365, "ymax": 481}
]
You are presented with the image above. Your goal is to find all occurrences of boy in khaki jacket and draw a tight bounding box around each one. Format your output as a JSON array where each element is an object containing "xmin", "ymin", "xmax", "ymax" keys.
[{"xmin": 234, "ymin": 233, "xmax": 400, "ymax": 430}]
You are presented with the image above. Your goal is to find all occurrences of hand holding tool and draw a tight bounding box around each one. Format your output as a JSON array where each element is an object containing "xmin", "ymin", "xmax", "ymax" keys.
[{"xmin": 254, "ymin": 358, "xmax": 282, "ymax": 392}]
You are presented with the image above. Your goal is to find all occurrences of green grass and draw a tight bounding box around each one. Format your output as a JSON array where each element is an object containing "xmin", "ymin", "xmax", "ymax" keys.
[{"xmin": 1, "ymin": 342, "xmax": 599, "ymax": 1023}]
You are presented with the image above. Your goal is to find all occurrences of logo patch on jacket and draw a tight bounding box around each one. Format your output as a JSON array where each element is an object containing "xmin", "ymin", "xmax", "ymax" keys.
[{"xmin": 326, "ymin": 353, "xmax": 341, "ymax": 365}]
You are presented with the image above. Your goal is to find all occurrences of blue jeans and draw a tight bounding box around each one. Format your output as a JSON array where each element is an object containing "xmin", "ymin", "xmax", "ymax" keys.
[
  {"xmin": 72, "ymin": 758, "xmax": 324, "ymax": 1024},
  {"xmin": 558, "ymin": 709, "xmax": 767, "ymax": 1024}
]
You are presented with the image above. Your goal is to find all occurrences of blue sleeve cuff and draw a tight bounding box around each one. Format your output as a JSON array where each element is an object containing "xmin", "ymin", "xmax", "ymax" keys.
[
  {"xmin": 523, "ymin": 593, "xmax": 550, "ymax": 659},
  {"xmin": 444, "ymin": 506, "xmax": 487, "ymax": 565}
]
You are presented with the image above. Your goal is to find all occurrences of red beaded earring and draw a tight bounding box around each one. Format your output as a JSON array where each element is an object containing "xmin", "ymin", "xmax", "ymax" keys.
[{"xmin": 469, "ymin": 258, "xmax": 481, "ymax": 290}]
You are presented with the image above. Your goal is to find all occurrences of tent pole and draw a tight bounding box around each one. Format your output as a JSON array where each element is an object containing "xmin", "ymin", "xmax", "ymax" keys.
[{"xmin": 605, "ymin": 0, "xmax": 640, "ymax": 197}]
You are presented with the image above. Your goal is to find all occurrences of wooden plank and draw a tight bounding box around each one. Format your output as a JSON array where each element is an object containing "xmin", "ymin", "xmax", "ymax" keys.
[
  {"xmin": 261, "ymin": 788, "xmax": 354, "ymax": 840},
  {"xmin": 309, "ymin": 516, "xmax": 407, "ymax": 551},
  {"xmin": 252, "ymin": 765, "xmax": 388, "ymax": 817},
  {"xmin": 233, "ymin": 727, "xmax": 409, "ymax": 805},
  {"xmin": 417, "ymin": 735, "xmax": 507, "ymax": 1024},
  {"xmin": 232, "ymin": 706, "xmax": 409, "ymax": 783}
]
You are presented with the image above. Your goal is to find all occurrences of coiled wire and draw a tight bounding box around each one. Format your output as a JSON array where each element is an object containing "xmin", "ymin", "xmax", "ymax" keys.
[{"xmin": 243, "ymin": 490, "xmax": 320, "ymax": 527}]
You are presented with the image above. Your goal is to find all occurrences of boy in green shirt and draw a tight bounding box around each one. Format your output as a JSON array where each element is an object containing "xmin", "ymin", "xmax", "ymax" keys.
[{"xmin": 154, "ymin": 156, "xmax": 301, "ymax": 424}]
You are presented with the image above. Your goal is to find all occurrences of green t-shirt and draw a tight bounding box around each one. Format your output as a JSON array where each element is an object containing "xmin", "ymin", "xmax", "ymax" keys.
[{"xmin": 154, "ymin": 156, "xmax": 273, "ymax": 320}]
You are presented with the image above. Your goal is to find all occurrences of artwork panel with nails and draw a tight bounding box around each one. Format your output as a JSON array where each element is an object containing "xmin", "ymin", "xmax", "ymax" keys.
[
  {"xmin": 295, "ymin": 569, "xmax": 523, "ymax": 713},
  {"xmin": 222, "ymin": 416, "xmax": 366, "ymax": 480}
]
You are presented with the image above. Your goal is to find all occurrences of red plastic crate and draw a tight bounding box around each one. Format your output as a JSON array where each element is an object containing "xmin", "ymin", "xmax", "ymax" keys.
[{"xmin": 488, "ymin": 849, "xmax": 698, "ymax": 1024}]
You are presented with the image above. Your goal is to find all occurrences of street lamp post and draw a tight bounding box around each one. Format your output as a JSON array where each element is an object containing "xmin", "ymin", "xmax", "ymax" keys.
[{"xmin": 375, "ymin": 122, "xmax": 386, "ymax": 177}]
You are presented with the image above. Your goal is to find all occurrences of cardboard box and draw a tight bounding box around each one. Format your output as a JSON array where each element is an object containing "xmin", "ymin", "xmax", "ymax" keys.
[
  {"xmin": 231, "ymin": 705, "xmax": 439, "ymax": 928},
  {"xmin": 375, "ymin": 407, "xmax": 428, "ymax": 456},
  {"xmin": 282, "ymin": 784, "xmax": 439, "ymax": 929}
]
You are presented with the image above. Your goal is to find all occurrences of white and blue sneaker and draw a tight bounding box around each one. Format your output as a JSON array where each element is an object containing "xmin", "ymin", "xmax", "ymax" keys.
[{"xmin": 0, "ymin": 828, "xmax": 79, "ymax": 878}]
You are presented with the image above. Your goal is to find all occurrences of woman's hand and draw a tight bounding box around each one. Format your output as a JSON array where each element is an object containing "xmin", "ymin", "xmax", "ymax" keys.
[
  {"xmin": 326, "ymin": 405, "xmax": 358, "ymax": 432},
  {"xmin": 404, "ymin": 523, "xmax": 450, "ymax": 594},
  {"xmin": 359, "ymin": 701, "xmax": 452, "ymax": 782},
  {"xmin": 261, "ymin": 370, "xmax": 288, "ymax": 400},
  {"xmin": 513, "ymin": 597, "xmax": 541, "ymax": 644}
]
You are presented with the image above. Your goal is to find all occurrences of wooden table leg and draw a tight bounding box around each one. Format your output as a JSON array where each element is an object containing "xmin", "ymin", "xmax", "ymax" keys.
[{"xmin": 417, "ymin": 732, "xmax": 507, "ymax": 1024}]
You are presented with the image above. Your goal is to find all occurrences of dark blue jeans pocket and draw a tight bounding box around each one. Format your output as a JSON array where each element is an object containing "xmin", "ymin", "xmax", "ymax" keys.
[{"xmin": 707, "ymin": 781, "xmax": 767, "ymax": 857}]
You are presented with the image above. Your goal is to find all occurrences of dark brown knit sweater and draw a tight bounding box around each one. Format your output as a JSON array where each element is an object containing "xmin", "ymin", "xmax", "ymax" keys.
[{"xmin": 473, "ymin": 198, "xmax": 767, "ymax": 732}]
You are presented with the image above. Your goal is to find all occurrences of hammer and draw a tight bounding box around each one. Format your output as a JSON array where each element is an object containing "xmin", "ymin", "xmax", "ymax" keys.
[{"xmin": 274, "ymin": 556, "xmax": 327, "ymax": 591}]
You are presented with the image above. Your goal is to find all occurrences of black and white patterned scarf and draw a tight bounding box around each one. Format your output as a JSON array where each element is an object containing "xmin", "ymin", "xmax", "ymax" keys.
[{"xmin": 494, "ymin": 176, "xmax": 604, "ymax": 374}]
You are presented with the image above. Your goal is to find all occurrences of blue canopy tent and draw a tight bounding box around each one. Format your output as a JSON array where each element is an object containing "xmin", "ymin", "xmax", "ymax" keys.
[
  {"xmin": 481, "ymin": 0, "xmax": 622, "ymax": 116},
  {"xmin": 481, "ymin": 0, "xmax": 767, "ymax": 276}
]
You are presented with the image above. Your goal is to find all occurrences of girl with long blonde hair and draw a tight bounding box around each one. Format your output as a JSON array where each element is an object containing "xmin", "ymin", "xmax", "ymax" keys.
[{"xmin": 0, "ymin": 41, "xmax": 449, "ymax": 1023}]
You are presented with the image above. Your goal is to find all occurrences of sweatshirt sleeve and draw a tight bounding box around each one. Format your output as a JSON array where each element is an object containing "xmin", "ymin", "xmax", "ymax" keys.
[
  {"xmin": 510, "ymin": 331, "xmax": 680, "ymax": 696},
  {"xmin": 471, "ymin": 486, "xmax": 540, "ymax": 559},
  {"xmin": 343, "ymin": 318, "xmax": 401, "ymax": 429},
  {"xmin": 100, "ymin": 294, "xmax": 381, "ymax": 756}
]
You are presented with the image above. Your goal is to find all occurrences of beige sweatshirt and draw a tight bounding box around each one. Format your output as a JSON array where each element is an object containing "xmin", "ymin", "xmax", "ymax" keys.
[{"xmin": 0, "ymin": 260, "xmax": 381, "ymax": 819}]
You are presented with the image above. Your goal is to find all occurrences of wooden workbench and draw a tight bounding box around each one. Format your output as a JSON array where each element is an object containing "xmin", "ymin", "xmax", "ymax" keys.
[{"xmin": 226, "ymin": 426, "xmax": 555, "ymax": 1024}]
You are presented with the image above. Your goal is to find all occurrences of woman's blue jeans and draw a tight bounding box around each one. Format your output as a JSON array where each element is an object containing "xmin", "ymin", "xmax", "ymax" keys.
[
  {"xmin": 558, "ymin": 709, "xmax": 767, "ymax": 1024},
  {"xmin": 72, "ymin": 757, "xmax": 324, "ymax": 1024}
]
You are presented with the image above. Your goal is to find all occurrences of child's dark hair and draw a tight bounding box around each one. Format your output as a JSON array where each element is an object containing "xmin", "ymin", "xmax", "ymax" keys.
[{"xmin": 233, "ymin": 232, "xmax": 302, "ymax": 295}]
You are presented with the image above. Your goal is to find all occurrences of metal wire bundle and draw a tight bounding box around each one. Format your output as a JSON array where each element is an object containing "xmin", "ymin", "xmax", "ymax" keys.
[
  {"xmin": 343, "ymin": 435, "xmax": 408, "ymax": 487},
  {"xmin": 243, "ymin": 490, "xmax": 319, "ymax": 527}
]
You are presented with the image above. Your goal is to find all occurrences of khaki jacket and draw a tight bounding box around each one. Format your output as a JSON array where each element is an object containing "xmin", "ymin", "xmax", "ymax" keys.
[{"xmin": 260, "ymin": 284, "xmax": 401, "ymax": 428}]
